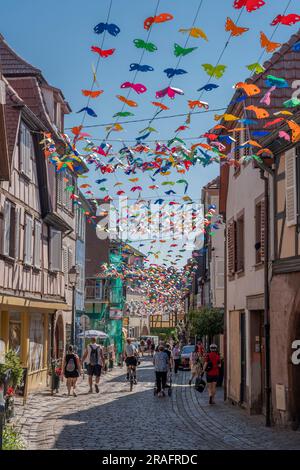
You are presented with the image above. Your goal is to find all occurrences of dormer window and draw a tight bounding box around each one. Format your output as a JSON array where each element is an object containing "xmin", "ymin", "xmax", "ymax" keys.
[{"xmin": 19, "ymin": 122, "xmax": 33, "ymax": 179}]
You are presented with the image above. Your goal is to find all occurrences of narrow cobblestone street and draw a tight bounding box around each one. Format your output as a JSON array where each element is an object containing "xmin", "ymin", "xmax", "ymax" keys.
[{"xmin": 14, "ymin": 357, "xmax": 300, "ymax": 450}]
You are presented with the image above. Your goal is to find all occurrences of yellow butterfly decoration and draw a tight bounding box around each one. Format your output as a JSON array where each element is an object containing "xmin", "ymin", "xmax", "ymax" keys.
[
  {"xmin": 202, "ymin": 64, "xmax": 227, "ymax": 79},
  {"xmin": 161, "ymin": 171, "xmax": 171, "ymax": 176},
  {"xmin": 214, "ymin": 113, "xmax": 239, "ymax": 122},
  {"xmin": 129, "ymin": 177, "xmax": 139, "ymax": 182},
  {"xmin": 274, "ymin": 110, "xmax": 293, "ymax": 116},
  {"xmin": 179, "ymin": 27, "xmax": 208, "ymax": 41}
]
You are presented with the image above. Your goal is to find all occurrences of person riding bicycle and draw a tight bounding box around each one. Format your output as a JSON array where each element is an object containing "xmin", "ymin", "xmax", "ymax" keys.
[{"xmin": 124, "ymin": 338, "xmax": 138, "ymax": 384}]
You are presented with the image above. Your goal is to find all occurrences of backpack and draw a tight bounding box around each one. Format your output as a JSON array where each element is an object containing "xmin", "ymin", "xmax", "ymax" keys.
[
  {"xmin": 90, "ymin": 345, "xmax": 99, "ymax": 366},
  {"xmin": 66, "ymin": 355, "xmax": 76, "ymax": 373}
]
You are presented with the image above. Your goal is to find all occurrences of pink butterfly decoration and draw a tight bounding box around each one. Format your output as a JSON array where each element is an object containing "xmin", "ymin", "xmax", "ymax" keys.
[
  {"xmin": 121, "ymin": 82, "xmax": 147, "ymax": 94},
  {"xmin": 155, "ymin": 86, "xmax": 184, "ymax": 99},
  {"xmin": 260, "ymin": 86, "xmax": 276, "ymax": 106},
  {"xmin": 279, "ymin": 130, "xmax": 291, "ymax": 141}
]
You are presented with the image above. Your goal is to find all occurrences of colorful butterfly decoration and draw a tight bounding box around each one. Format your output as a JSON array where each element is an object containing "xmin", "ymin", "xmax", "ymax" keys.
[
  {"xmin": 260, "ymin": 32, "xmax": 281, "ymax": 53},
  {"xmin": 91, "ymin": 46, "xmax": 115, "ymax": 58},
  {"xmin": 116, "ymin": 95, "xmax": 138, "ymax": 107},
  {"xmin": 234, "ymin": 82, "xmax": 260, "ymax": 96},
  {"xmin": 77, "ymin": 107, "xmax": 97, "ymax": 117},
  {"xmin": 163, "ymin": 68, "xmax": 187, "ymax": 78},
  {"xmin": 287, "ymin": 120, "xmax": 300, "ymax": 143},
  {"xmin": 271, "ymin": 14, "xmax": 300, "ymax": 26},
  {"xmin": 134, "ymin": 39, "xmax": 157, "ymax": 52},
  {"xmin": 174, "ymin": 43, "xmax": 198, "ymax": 57},
  {"xmin": 81, "ymin": 90, "xmax": 103, "ymax": 98},
  {"xmin": 188, "ymin": 100, "xmax": 209, "ymax": 109},
  {"xmin": 225, "ymin": 17, "xmax": 249, "ymax": 36},
  {"xmin": 144, "ymin": 13, "xmax": 173, "ymax": 30},
  {"xmin": 197, "ymin": 84, "xmax": 219, "ymax": 92},
  {"xmin": 246, "ymin": 62, "xmax": 265, "ymax": 74},
  {"xmin": 129, "ymin": 63, "xmax": 154, "ymax": 72},
  {"xmin": 155, "ymin": 86, "xmax": 184, "ymax": 99},
  {"xmin": 233, "ymin": 0, "xmax": 265, "ymax": 13},
  {"xmin": 120, "ymin": 82, "xmax": 147, "ymax": 94},
  {"xmin": 179, "ymin": 27, "xmax": 208, "ymax": 41},
  {"xmin": 245, "ymin": 105, "xmax": 269, "ymax": 119},
  {"xmin": 113, "ymin": 111, "xmax": 134, "ymax": 117},
  {"xmin": 151, "ymin": 102, "xmax": 169, "ymax": 110},
  {"xmin": 202, "ymin": 64, "xmax": 227, "ymax": 79},
  {"xmin": 93, "ymin": 22, "xmax": 121, "ymax": 36}
]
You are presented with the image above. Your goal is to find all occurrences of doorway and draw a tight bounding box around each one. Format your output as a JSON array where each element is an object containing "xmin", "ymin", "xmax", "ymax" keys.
[{"xmin": 240, "ymin": 312, "xmax": 247, "ymax": 404}]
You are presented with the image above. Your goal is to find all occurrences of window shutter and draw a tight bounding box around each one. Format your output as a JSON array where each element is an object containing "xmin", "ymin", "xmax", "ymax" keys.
[
  {"xmin": 227, "ymin": 221, "xmax": 236, "ymax": 275},
  {"xmin": 68, "ymin": 246, "xmax": 73, "ymax": 273},
  {"xmin": 3, "ymin": 200, "xmax": 11, "ymax": 256},
  {"xmin": 34, "ymin": 220, "xmax": 42, "ymax": 268},
  {"xmin": 285, "ymin": 148, "xmax": 297, "ymax": 226},
  {"xmin": 14, "ymin": 208, "xmax": 20, "ymax": 259},
  {"xmin": 20, "ymin": 123, "xmax": 32, "ymax": 178},
  {"xmin": 24, "ymin": 215, "xmax": 33, "ymax": 265},
  {"xmin": 236, "ymin": 216, "xmax": 244, "ymax": 272},
  {"xmin": 56, "ymin": 172, "xmax": 63, "ymax": 206},
  {"xmin": 50, "ymin": 228, "xmax": 62, "ymax": 271},
  {"xmin": 260, "ymin": 200, "xmax": 265, "ymax": 262},
  {"xmin": 216, "ymin": 259, "xmax": 224, "ymax": 289},
  {"xmin": 63, "ymin": 246, "xmax": 68, "ymax": 284}
]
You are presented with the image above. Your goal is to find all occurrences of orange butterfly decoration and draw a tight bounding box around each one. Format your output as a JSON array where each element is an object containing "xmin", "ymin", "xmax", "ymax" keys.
[
  {"xmin": 225, "ymin": 17, "xmax": 249, "ymax": 37},
  {"xmin": 188, "ymin": 100, "xmax": 209, "ymax": 110},
  {"xmin": 81, "ymin": 90, "xmax": 104, "ymax": 98},
  {"xmin": 144, "ymin": 13, "xmax": 173, "ymax": 30},
  {"xmin": 71, "ymin": 126, "xmax": 83, "ymax": 135},
  {"xmin": 116, "ymin": 95, "xmax": 138, "ymax": 107},
  {"xmin": 80, "ymin": 184, "xmax": 91, "ymax": 188},
  {"xmin": 234, "ymin": 82, "xmax": 260, "ymax": 96},
  {"xmin": 287, "ymin": 120, "xmax": 300, "ymax": 143},
  {"xmin": 151, "ymin": 102, "xmax": 169, "ymax": 110},
  {"xmin": 260, "ymin": 32, "xmax": 281, "ymax": 53},
  {"xmin": 245, "ymin": 105, "xmax": 269, "ymax": 119},
  {"xmin": 256, "ymin": 148, "xmax": 273, "ymax": 157}
]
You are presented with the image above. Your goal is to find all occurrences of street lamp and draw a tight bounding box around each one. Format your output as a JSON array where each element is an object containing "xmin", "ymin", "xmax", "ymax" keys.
[{"xmin": 69, "ymin": 265, "xmax": 79, "ymax": 345}]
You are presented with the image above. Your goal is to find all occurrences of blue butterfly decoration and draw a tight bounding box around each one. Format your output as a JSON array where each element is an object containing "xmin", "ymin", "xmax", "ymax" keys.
[
  {"xmin": 230, "ymin": 95, "xmax": 247, "ymax": 105},
  {"xmin": 94, "ymin": 22, "xmax": 120, "ymax": 36},
  {"xmin": 252, "ymin": 131, "xmax": 270, "ymax": 137},
  {"xmin": 136, "ymin": 132, "xmax": 151, "ymax": 142},
  {"xmin": 165, "ymin": 190, "xmax": 176, "ymax": 195},
  {"xmin": 154, "ymin": 199, "xmax": 164, "ymax": 205},
  {"xmin": 292, "ymin": 41, "xmax": 300, "ymax": 52},
  {"xmin": 218, "ymin": 135, "xmax": 235, "ymax": 145},
  {"xmin": 130, "ymin": 63, "xmax": 154, "ymax": 72},
  {"xmin": 95, "ymin": 178, "xmax": 107, "ymax": 184},
  {"xmin": 197, "ymin": 84, "xmax": 219, "ymax": 92},
  {"xmin": 77, "ymin": 107, "xmax": 97, "ymax": 117},
  {"xmin": 163, "ymin": 68, "xmax": 187, "ymax": 79}
]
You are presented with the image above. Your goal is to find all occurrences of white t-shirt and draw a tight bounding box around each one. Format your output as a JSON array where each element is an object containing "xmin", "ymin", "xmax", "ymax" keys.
[
  {"xmin": 125, "ymin": 343, "xmax": 136, "ymax": 357},
  {"xmin": 85, "ymin": 343, "xmax": 102, "ymax": 365}
]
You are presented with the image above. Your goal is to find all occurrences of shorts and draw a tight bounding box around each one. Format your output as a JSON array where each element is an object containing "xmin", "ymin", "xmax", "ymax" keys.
[
  {"xmin": 87, "ymin": 364, "xmax": 102, "ymax": 377},
  {"xmin": 206, "ymin": 375, "xmax": 218, "ymax": 383},
  {"xmin": 125, "ymin": 357, "xmax": 137, "ymax": 367}
]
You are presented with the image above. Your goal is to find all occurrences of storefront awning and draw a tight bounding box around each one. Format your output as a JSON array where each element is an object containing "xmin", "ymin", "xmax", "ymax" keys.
[{"xmin": 0, "ymin": 295, "xmax": 69, "ymax": 311}]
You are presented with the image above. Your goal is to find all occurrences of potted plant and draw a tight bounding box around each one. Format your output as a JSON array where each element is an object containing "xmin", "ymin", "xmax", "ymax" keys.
[{"xmin": 0, "ymin": 350, "xmax": 23, "ymax": 423}]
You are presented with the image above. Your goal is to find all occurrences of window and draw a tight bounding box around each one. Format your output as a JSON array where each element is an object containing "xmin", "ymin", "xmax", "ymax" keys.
[
  {"xmin": 9, "ymin": 312, "xmax": 22, "ymax": 356},
  {"xmin": 34, "ymin": 220, "xmax": 42, "ymax": 269},
  {"xmin": 56, "ymin": 171, "xmax": 73, "ymax": 213},
  {"xmin": 24, "ymin": 214, "xmax": 33, "ymax": 265},
  {"xmin": 76, "ymin": 208, "xmax": 85, "ymax": 240},
  {"xmin": 19, "ymin": 122, "xmax": 33, "ymax": 178},
  {"xmin": 85, "ymin": 278, "xmax": 107, "ymax": 300},
  {"xmin": 236, "ymin": 214, "xmax": 245, "ymax": 272},
  {"xmin": 55, "ymin": 102, "xmax": 62, "ymax": 132},
  {"xmin": 29, "ymin": 313, "xmax": 44, "ymax": 372},
  {"xmin": 49, "ymin": 227, "xmax": 62, "ymax": 271},
  {"xmin": 2, "ymin": 200, "xmax": 19, "ymax": 259},
  {"xmin": 63, "ymin": 245, "xmax": 74, "ymax": 285},
  {"xmin": 255, "ymin": 200, "xmax": 265, "ymax": 264},
  {"xmin": 216, "ymin": 259, "xmax": 224, "ymax": 289}
]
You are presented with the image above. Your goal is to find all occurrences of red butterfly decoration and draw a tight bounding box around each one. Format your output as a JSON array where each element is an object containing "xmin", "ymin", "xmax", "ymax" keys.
[
  {"xmin": 91, "ymin": 46, "xmax": 115, "ymax": 58},
  {"xmin": 233, "ymin": 0, "xmax": 265, "ymax": 13},
  {"xmin": 271, "ymin": 14, "xmax": 300, "ymax": 26}
]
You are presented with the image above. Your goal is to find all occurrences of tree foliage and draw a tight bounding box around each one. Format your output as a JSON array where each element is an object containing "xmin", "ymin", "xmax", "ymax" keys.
[{"xmin": 188, "ymin": 307, "xmax": 224, "ymax": 339}]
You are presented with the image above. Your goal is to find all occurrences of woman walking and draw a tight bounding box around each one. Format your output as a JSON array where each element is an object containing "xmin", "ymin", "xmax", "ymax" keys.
[
  {"xmin": 63, "ymin": 345, "xmax": 81, "ymax": 397},
  {"xmin": 153, "ymin": 344, "xmax": 170, "ymax": 397},
  {"xmin": 189, "ymin": 345, "xmax": 203, "ymax": 385},
  {"xmin": 172, "ymin": 343, "xmax": 181, "ymax": 374},
  {"xmin": 203, "ymin": 344, "xmax": 221, "ymax": 404}
]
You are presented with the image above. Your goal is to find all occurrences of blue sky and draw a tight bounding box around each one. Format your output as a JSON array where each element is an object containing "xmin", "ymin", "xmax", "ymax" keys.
[{"xmin": 1, "ymin": 0, "xmax": 299, "ymax": 266}]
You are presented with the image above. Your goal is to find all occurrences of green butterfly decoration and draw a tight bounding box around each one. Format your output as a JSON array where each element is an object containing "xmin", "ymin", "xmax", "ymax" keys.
[
  {"xmin": 134, "ymin": 39, "xmax": 157, "ymax": 52},
  {"xmin": 201, "ymin": 63, "xmax": 227, "ymax": 79},
  {"xmin": 174, "ymin": 43, "xmax": 198, "ymax": 57},
  {"xmin": 113, "ymin": 111, "xmax": 134, "ymax": 117},
  {"xmin": 246, "ymin": 62, "xmax": 265, "ymax": 74}
]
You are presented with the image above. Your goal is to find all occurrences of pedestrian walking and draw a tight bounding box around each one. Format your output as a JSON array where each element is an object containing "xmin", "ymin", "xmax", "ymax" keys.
[
  {"xmin": 153, "ymin": 345, "xmax": 170, "ymax": 397},
  {"xmin": 150, "ymin": 340, "xmax": 155, "ymax": 357},
  {"xmin": 140, "ymin": 339, "xmax": 145, "ymax": 356},
  {"xmin": 82, "ymin": 337, "xmax": 104, "ymax": 394},
  {"xmin": 62, "ymin": 345, "xmax": 81, "ymax": 397},
  {"xmin": 196, "ymin": 340, "xmax": 205, "ymax": 357},
  {"xmin": 172, "ymin": 343, "xmax": 181, "ymax": 374},
  {"xmin": 203, "ymin": 344, "xmax": 221, "ymax": 404},
  {"xmin": 189, "ymin": 345, "xmax": 203, "ymax": 385},
  {"xmin": 146, "ymin": 337, "xmax": 151, "ymax": 353}
]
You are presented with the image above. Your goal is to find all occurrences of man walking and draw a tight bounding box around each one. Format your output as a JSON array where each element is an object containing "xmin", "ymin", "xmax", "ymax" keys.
[
  {"xmin": 82, "ymin": 337, "xmax": 104, "ymax": 393},
  {"xmin": 153, "ymin": 344, "xmax": 170, "ymax": 397}
]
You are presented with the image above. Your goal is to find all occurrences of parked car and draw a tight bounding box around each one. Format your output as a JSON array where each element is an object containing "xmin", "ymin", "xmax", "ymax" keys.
[{"xmin": 179, "ymin": 345, "xmax": 195, "ymax": 370}]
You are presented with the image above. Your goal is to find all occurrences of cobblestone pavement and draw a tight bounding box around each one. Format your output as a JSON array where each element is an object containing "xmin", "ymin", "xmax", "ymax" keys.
[{"xmin": 14, "ymin": 356, "xmax": 300, "ymax": 450}]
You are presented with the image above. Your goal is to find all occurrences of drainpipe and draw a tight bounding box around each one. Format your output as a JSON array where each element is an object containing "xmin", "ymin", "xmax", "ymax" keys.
[
  {"xmin": 260, "ymin": 168, "xmax": 271, "ymax": 427},
  {"xmin": 223, "ymin": 220, "xmax": 227, "ymax": 401}
]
